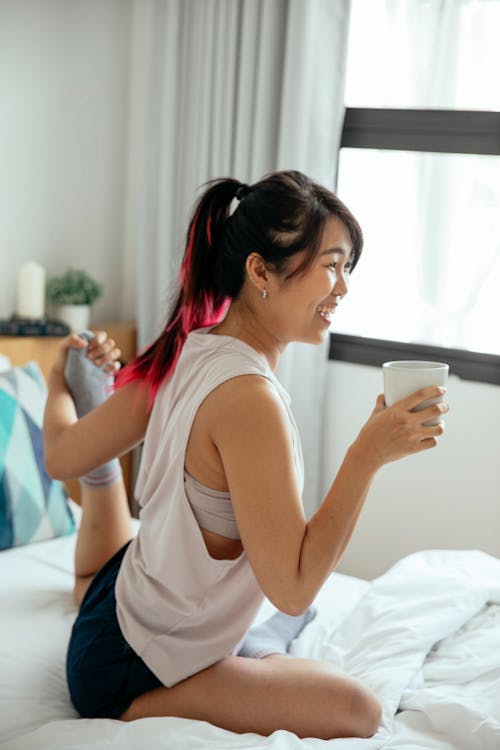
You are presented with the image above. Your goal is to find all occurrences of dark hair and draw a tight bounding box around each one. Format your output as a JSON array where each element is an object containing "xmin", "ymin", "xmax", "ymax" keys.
[{"xmin": 117, "ymin": 170, "xmax": 363, "ymax": 399}]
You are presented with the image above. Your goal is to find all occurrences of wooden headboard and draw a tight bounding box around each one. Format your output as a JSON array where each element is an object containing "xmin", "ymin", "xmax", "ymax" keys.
[{"xmin": 0, "ymin": 322, "xmax": 137, "ymax": 504}]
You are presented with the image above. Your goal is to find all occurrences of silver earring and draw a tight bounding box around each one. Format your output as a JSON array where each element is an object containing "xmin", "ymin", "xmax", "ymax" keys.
[{"xmin": 261, "ymin": 289, "xmax": 268, "ymax": 300}]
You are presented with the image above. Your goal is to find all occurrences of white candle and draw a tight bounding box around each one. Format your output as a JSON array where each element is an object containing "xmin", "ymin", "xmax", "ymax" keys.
[{"xmin": 16, "ymin": 261, "xmax": 46, "ymax": 319}]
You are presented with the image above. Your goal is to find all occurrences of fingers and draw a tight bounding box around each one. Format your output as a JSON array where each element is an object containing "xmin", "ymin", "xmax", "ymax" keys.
[
  {"xmin": 412, "ymin": 399, "xmax": 449, "ymax": 424},
  {"xmin": 381, "ymin": 388, "xmax": 449, "ymax": 424},
  {"xmin": 393, "ymin": 387, "xmax": 449, "ymax": 435},
  {"xmin": 422, "ymin": 419, "xmax": 446, "ymax": 437},
  {"xmin": 86, "ymin": 331, "xmax": 122, "ymax": 371},
  {"xmin": 386, "ymin": 397, "xmax": 447, "ymax": 453},
  {"xmin": 356, "ymin": 391, "xmax": 449, "ymax": 470},
  {"xmin": 64, "ymin": 333, "xmax": 89, "ymax": 351},
  {"xmin": 51, "ymin": 333, "xmax": 88, "ymax": 378},
  {"xmin": 57, "ymin": 333, "xmax": 88, "ymax": 363},
  {"xmin": 402, "ymin": 386, "xmax": 447, "ymax": 411},
  {"xmin": 419, "ymin": 437, "xmax": 438, "ymax": 450}
]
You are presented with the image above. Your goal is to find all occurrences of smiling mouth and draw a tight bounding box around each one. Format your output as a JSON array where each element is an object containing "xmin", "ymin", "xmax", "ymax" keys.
[{"xmin": 317, "ymin": 305, "xmax": 336, "ymax": 322}]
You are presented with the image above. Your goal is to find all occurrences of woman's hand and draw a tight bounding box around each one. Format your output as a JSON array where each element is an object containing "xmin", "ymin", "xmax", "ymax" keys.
[
  {"xmin": 353, "ymin": 387, "xmax": 449, "ymax": 472},
  {"xmin": 44, "ymin": 331, "xmax": 147, "ymax": 481},
  {"xmin": 50, "ymin": 331, "xmax": 122, "ymax": 381},
  {"xmin": 84, "ymin": 331, "xmax": 122, "ymax": 373}
]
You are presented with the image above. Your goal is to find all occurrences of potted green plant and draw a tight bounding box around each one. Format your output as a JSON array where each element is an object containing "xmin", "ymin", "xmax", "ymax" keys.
[{"xmin": 46, "ymin": 269, "xmax": 103, "ymax": 331}]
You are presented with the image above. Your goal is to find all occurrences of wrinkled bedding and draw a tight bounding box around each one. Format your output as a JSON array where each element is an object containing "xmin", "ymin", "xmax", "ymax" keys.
[{"xmin": 1, "ymin": 525, "xmax": 499, "ymax": 750}]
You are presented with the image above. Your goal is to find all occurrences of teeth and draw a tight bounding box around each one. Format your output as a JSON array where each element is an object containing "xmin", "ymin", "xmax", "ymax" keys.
[{"xmin": 317, "ymin": 306, "xmax": 335, "ymax": 319}]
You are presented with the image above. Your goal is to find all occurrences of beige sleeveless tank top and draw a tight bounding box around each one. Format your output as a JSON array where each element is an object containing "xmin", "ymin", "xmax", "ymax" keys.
[{"xmin": 115, "ymin": 327, "xmax": 304, "ymax": 687}]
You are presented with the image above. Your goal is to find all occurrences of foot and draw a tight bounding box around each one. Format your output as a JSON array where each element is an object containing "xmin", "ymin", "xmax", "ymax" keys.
[
  {"xmin": 237, "ymin": 607, "xmax": 318, "ymax": 659},
  {"xmin": 64, "ymin": 331, "xmax": 122, "ymax": 488},
  {"xmin": 64, "ymin": 331, "xmax": 114, "ymax": 418}
]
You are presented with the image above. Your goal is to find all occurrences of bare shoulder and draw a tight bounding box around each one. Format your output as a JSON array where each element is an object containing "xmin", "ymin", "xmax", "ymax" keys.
[
  {"xmin": 201, "ymin": 371, "xmax": 295, "ymax": 491},
  {"xmin": 206, "ymin": 373, "xmax": 287, "ymax": 436},
  {"xmin": 208, "ymin": 371, "xmax": 280, "ymax": 403}
]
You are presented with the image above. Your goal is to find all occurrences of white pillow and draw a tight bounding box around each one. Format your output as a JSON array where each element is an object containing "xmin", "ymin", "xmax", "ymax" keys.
[{"xmin": 0, "ymin": 354, "xmax": 11, "ymax": 373}]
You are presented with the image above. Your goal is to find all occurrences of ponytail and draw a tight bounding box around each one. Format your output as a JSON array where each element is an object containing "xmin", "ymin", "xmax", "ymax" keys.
[
  {"xmin": 116, "ymin": 179, "xmax": 241, "ymax": 401},
  {"xmin": 116, "ymin": 170, "xmax": 363, "ymax": 404}
]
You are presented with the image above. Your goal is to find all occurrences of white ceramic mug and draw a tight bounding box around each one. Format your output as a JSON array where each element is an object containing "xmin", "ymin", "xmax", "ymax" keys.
[{"xmin": 383, "ymin": 360, "xmax": 449, "ymax": 425}]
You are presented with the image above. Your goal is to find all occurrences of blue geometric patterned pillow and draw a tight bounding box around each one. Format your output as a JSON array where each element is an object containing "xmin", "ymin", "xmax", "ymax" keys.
[{"xmin": 0, "ymin": 361, "xmax": 75, "ymax": 550}]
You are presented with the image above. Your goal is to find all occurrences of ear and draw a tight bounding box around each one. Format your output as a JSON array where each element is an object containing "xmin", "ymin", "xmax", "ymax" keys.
[{"xmin": 245, "ymin": 253, "xmax": 269, "ymax": 293}]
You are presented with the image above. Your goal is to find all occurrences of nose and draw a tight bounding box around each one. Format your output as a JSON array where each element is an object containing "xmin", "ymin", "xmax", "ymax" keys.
[{"xmin": 333, "ymin": 270, "xmax": 349, "ymax": 299}]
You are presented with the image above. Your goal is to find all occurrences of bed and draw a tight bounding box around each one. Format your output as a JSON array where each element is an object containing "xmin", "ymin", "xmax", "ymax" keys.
[
  {"xmin": 2, "ymin": 514, "xmax": 500, "ymax": 750},
  {"xmin": 1, "ymin": 354, "xmax": 500, "ymax": 749}
]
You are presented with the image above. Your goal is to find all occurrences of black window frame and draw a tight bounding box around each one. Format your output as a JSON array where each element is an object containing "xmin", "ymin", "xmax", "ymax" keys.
[{"xmin": 330, "ymin": 107, "xmax": 500, "ymax": 386}]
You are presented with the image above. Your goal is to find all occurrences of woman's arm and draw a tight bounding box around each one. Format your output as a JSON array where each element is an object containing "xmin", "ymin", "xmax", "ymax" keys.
[
  {"xmin": 43, "ymin": 334, "xmax": 151, "ymax": 480},
  {"xmin": 210, "ymin": 375, "xmax": 447, "ymax": 615}
]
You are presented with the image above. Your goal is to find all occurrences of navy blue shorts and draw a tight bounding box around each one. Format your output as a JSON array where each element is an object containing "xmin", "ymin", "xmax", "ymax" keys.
[{"xmin": 66, "ymin": 541, "xmax": 162, "ymax": 718}]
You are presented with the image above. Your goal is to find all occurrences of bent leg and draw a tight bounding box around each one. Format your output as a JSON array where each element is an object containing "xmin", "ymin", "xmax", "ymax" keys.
[
  {"xmin": 74, "ymin": 479, "xmax": 133, "ymax": 607},
  {"xmin": 120, "ymin": 654, "xmax": 381, "ymax": 740},
  {"xmin": 64, "ymin": 332, "xmax": 133, "ymax": 607}
]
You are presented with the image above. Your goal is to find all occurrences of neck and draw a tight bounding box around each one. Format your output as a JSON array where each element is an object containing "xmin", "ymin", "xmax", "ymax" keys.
[{"xmin": 210, "ymin": 299, "xmax": 284, "ymax": 372}]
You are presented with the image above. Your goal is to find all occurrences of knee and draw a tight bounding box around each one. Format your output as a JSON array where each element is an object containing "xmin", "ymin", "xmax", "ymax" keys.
[
  {"xmin": 315, "ymin": 670, "xmax": 381, "ymax": 740},
  {"xmin": 348, "ymin": 683, "xmax": 382, "ymax": 739}
]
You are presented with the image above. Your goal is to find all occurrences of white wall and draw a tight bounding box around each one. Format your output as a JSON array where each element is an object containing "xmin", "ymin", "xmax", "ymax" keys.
[
  {"xmin": 322, "ymin": 361, "xmax": 500, "ymax": 580},
  {"xmin": 0, "ymin": 0, "xmax": 134, "ymax": 324}
]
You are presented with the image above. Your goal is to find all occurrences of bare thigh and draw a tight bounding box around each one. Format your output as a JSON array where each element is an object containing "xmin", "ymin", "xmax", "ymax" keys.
[
  {"xmin": 120, "ymin": 654, "xmax": 381, "ymax": 740},
  {"xmin": 74, "ymin": 575, "xmax": 94, "ymax": 608}
]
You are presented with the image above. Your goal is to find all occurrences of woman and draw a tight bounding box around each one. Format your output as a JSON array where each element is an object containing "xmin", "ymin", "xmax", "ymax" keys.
[{"xmin": 43, "ymin": 171, "xmax": 448, "ymax": 739}]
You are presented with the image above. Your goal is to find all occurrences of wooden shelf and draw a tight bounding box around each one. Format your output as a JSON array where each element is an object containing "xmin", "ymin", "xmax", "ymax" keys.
[{"xmin": 0, "ymin": 321, "xmax": 137, "ymax": 504}]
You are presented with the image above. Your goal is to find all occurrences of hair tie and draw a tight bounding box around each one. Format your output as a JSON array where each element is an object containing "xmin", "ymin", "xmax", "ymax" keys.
[{"xmin": 235, "ymin": 184, "xmax": 250, "ymax": 201}]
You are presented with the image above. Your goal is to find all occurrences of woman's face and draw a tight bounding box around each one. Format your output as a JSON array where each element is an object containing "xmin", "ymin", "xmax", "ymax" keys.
[{"xmin": 269, "ymin": 216, "xmax": 354, "ymax": 345}]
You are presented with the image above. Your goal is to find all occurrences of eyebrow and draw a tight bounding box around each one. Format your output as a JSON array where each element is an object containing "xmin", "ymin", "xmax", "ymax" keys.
[{"xmin": 319, "ymin": 247, "xmax": 350, "ymax": 257}]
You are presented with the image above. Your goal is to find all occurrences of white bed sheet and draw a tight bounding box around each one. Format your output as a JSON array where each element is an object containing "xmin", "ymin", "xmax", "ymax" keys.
[{"xmin": 1, "ymin": 523, "xmax": 499, "ymax": 750}]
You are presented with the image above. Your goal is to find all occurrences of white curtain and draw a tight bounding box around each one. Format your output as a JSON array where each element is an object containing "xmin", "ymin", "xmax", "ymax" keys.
[{"xmin": 122, "ymin": 0, "xmax": 351, "ymax": 515}]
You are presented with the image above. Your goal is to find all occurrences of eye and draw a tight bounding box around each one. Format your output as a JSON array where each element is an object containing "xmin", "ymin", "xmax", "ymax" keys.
[{"xmin": 327, "ymin": 260, "xmax": 352, "ymax": 274}]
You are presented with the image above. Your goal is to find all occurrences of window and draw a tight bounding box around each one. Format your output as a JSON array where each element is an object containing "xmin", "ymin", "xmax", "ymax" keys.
[{"xmin": 332, "ymin": 0, "xmax": 500, "ymax": 384}]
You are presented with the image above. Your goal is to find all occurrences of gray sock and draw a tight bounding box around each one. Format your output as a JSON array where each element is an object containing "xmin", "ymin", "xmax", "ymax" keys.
[
  {"xmin": 237, "ymin": 606, "xmax": 317, "ymax": 659},
  {"xmin": 64, "ymin": 331, "xmax": 122, "ymax": 488},
  {"xmin": 65, "ymin": 331, "xmax": 113, "ymax": 416}
]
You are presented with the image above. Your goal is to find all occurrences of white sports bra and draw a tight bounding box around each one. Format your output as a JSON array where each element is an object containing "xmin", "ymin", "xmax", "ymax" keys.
[{"xmin": 184, "ymin": 470, "xmax": 239, "ymax": 540}]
